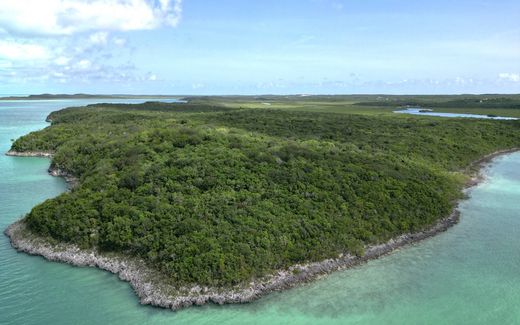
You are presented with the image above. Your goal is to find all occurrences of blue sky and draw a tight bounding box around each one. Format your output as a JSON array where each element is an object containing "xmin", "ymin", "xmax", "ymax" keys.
[{"xmin": 0, "ymin": 0, "xmax": 519, "ymax": 95}]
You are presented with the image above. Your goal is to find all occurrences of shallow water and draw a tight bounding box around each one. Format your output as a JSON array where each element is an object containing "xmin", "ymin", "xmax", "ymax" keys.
[
  {"xmin": 1, "ymin": 100, "xmax": 519, "ymax": 324},
  {"xmin": 394, "ymin": 108, "xmax": 518, "ymax": 120}
]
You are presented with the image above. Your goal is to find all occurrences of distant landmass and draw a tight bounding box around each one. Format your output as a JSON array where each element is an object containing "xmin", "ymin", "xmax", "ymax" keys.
[{"xmin": 0, "ymin": 94, "xmax": 180, "ymax": 100}]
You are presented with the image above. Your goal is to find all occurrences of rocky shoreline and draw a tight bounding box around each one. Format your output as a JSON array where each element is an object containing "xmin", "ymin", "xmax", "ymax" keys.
[
  {"xmin": 5, "ymin": 150, "xmax": 54, "ymax": 158},
  {"xmin": 4, "ymin": 211, "xmax": 461, "ymax": 310},
  {"xmin": 3, "ymin": 148, "xmax": 519, "ymax": 310},
  {"xmin": 5, "ymin": 150, "xmax": 78, "ymax": 189}
]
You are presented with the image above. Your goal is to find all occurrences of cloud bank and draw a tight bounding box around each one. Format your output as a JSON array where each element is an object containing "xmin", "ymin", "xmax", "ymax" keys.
[
  {"xmin": 0, "ymin": 0, "xmax": 183, "ymax": 87},
  {"xmin": 0, "ymin": 40, "xmax": 49, "ymax": 60},
  {"xmin": 0, "ymin": 0, "xmax": 183, "ymax": 35},
  {"xmin": 499, "ymin": 73, "xmax": 520, "ymax": 83}
]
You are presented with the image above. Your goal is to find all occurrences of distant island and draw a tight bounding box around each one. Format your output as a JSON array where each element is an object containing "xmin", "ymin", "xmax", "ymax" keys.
[
  {"xmin": 4, "ymin": 95, "xmax": 520, "ymax": 310},
  {"xmin": 0, "ymin": 93, "xmax": 182, "ymax": 100}
]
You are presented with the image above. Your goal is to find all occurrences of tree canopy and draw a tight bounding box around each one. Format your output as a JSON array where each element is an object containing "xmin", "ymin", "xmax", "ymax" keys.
[{"xmin": 12, "ymin": 98, "xmax": 520, "ymax": 286}]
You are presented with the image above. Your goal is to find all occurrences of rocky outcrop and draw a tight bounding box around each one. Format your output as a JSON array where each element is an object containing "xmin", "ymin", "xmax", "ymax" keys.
[
  {"xmin": 463, "ymin": 148, "xmax": 519, "ymax": 187},
  {"xmin": 48, "ymin": 167, "xmax": 79, "ymax": 189},
  {"xmin": 5, "ymin": 150, "xmax": 78, "ymax": 189},
  {"xmin": 5, "ymin": 150, "xmax": 53, "ymax": 158}
]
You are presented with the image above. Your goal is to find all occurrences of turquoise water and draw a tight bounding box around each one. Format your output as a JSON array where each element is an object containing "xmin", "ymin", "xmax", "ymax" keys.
[
  {"xmin": 395, "ymin": 108, "xmax": 519, "ymax": 120},
  {"xmin": 1, "ymin": 100, "xmax": 519, "ymax": 324}
]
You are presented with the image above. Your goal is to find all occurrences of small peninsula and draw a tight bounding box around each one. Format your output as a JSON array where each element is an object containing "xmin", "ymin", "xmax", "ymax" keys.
[{"xmin": 4, "ymin": 96, "xmax": 520, "ymax": 310}]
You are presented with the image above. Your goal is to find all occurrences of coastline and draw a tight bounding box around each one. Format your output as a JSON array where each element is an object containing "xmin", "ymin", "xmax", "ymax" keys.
[
  {"xmin": 3, "ymin": 148, "xmax": 518, "ymax": 310},
  {"xmin": 5, "ymin": 151, "xmax": 78, "ymax": 189},
  {"xmin": 463, "ymin": 148, "xmax": 519, "ymax": 187},
  {"xmin": 5, "ymin": 150, "xmax": 53, "ymax": 158},
  {"xmin": 0, "ymin": 95, "xmax": 184, "ymax": 101}
]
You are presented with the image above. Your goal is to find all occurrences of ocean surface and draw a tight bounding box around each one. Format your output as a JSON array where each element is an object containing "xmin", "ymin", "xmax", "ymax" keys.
[
  {"xmin": 1, "ymin": 99, "xmax": 519, "ymax": 324},
  {"xmin": 394, "ymin": 108, "xmax": 519, "ymax": 120}
]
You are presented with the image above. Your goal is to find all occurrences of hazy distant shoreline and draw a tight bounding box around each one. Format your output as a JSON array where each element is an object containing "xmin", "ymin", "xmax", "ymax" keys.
[{"xmin": 0, "ymin": 94, "xmax": 184, "ymax": 101}]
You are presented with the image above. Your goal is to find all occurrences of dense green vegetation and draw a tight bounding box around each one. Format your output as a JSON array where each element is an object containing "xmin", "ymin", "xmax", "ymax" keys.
[
  {"xmin": 352, "ymin": 94, "xmax": 520, "ymax": 109},
  {"xmin": 184, "ymin": 94, "xmax": 520, "ymax": 117},
  {"xmin": 11, "ymin": 97, "xmax": 520, "ymax": 287}
]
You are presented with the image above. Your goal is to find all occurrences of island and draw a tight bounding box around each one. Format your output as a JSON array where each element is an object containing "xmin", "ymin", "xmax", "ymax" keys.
[
  {"xmin": 0, "ymin": 93, "xmax": 183, "ymax": 101},
  {"xmin": 4, "ymin": 96, "xmax": 520, "ymax": 310}
]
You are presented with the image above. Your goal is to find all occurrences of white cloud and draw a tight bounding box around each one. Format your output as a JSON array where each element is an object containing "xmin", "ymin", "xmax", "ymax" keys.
[
  {"xmin": 52, "ymin": 71, "xmax": 65, "ymax": 78},
  {"xmin": 77, "ymin": 59, "xmax": 92, "ymax": 70},
  {"xmin": 0, "ymin": 0, "xmax": 183, "ymax": 36},
  {"xmin": 54, "ymin": 56, "xmax": 71, "ymax": 66},
  {"xmin": 0, "ymin": 40, "xmax": 49, "ymax": 60},
  {"xmin": 0, "ymin": 1, "xmax": 178, "ymax": 86},
  {"xmin": 89, "ymin": 32, "xmax": 109, "ymax": 45},
  {"xmin": 113, "ymin": 37, "xmax": 127, "ymax": 47},
  {"xmin": 498, "ymin": 73, "xmax": 520, "ymax": 82},
  {"xmin": 0, "ymin": 32, "xmax": 156, "ymax": 85}
]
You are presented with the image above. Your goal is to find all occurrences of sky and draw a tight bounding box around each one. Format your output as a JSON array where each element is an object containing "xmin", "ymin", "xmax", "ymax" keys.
[{"xmin": 0, "ymin": 0, "xmax": 519, "ymax": 95}]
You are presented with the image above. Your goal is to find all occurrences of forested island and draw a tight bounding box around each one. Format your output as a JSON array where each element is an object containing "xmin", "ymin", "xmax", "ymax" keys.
[{"xmin": 4, "ymin": 96, "xmax": 520, "ymax": 309}]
